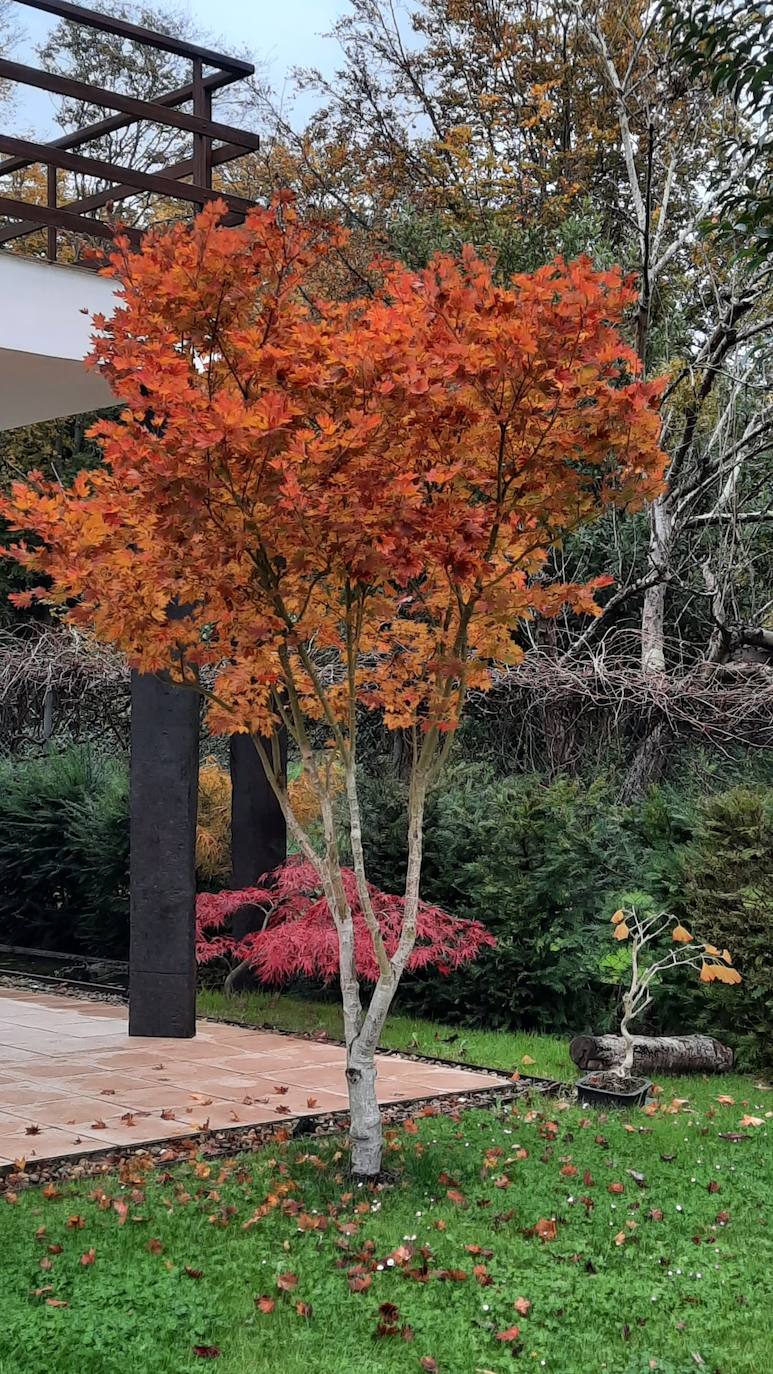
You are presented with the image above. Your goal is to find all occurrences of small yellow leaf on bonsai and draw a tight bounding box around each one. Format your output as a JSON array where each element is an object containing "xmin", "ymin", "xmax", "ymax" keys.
[
  {"xmin": 611, "ymin": 909, "xmax": 626, "ymax": 925},
  {"xmin": 672, "ymin": 924, "xmax": 693, "ymax": 943},
  {"xmin": 613, "ymin": 921, "xmax": 630, "ymax": 940}
]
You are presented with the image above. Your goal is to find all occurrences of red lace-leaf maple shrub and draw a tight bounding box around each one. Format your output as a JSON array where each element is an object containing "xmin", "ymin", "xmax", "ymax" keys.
[{"xmin": 196, "ymin": 858, "xmax": 495, "ymax": 983}]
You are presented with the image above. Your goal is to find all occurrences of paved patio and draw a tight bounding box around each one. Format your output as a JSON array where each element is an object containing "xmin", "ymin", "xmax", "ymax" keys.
[{"xmin": 0, "ymin": 988, "xmax": 507, "ymax": 1165}]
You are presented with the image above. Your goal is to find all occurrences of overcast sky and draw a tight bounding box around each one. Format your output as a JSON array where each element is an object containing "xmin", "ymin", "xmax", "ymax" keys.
[{"xmin": 9, "ymin": 0, "xmax": 351, "ymax": 135}]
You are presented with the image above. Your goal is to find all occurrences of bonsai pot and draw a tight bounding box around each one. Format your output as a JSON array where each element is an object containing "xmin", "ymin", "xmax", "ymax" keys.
[{"xmin": 576, "ymin": 1071, "xmax": 651, "ymax": 1109}]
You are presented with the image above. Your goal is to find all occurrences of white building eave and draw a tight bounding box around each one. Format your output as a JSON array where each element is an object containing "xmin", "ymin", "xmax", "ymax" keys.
[{"xmin": 0, "ymin": 253, "xmax": 118, "ymax": 431}]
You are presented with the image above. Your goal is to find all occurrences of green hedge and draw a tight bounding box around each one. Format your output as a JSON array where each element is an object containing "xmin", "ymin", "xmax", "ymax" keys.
[
  {"xmin": 356, "ymin": 764, "xmax": 772, "ymax": 1068},
  {"xmin": 356, "ymin": 765, "xmax": 634, "ymax": 1034},
  {"xmin": 677, "ymin": 787, "xmax": 773, "ymax": 1072},
  {"xmin": 1, "ymin": 748, "xmax": 769, "ymax": 1068},
  {"xmin": 0, "ymin": 748, "xmax": 129, "ymax": 956}
]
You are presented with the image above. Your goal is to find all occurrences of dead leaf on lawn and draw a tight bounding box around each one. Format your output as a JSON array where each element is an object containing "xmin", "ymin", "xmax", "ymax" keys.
[
  {"xmin": 531, "ymin": 1217, "xmax": 557, "ymax": 1242},
  {"xmin": 496, "ymin": 1326, "xmax": 521, "ymax": 1342},
  {"xmin": 514, "ymin": 1297, "xmax": 532, "ymax": 1316},
  {"xmin": 348, "ymin": 1273, "xmax": 372, "ymax": 1293}
]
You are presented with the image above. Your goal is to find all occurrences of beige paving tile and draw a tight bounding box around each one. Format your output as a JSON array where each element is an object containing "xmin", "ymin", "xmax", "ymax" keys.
[
  {"xmin": 159, "ymin": 1100, "xmax": 279, "ymax": 1131},
  {"xmin": 62, "ymin": 1071, "xmax": 157, "ymax": 1096},
  {"xmin": 144, "ymin": 1068, "xmax": 278, "ymax": 1100},
  {"xmin": 84, "ymin": 1051, "xmax": 178, "ymax": 1071},
  {"xmin": 22, "ymin": 1057, "xmax": 114, "ymax": 1079},
  {"xmin": 0, "ymin": 1123, "xmax": 127, "ymax": 1159},
  {"xmin": 0, "ymin": 1081, "xmax": 77, "ymax": 1108},
  {"xmin": 97, "ymin": 1082, "xmax": 224, "ymax": 1112},
  {"xmin": 64, "ymin": 1116, "xmax": 198, "ymax": 1147},
  {"xmin": 0, "ymin": 992, "xmax": 507, "ymax": 1164},
  {"xmin": 2, "ymin": 1095, "xmax": 132, "ymax": 1129},
  {"xmin": 0, "ymin": 1047, "xmax": 50, "ymax": 1066}
]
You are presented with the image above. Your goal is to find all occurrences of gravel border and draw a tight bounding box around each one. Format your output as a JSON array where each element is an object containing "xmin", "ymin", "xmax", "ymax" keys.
[
  {"xmin": 0, "ymin": 1078, "xmax": 566, "ymax": 1194},
  {"xmin": 0, "ymin": 973, "xmax": 569, "ymax": 1191}
]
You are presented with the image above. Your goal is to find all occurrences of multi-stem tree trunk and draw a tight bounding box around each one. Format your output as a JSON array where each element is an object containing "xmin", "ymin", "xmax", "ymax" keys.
[{"xmin": 338, "ymin": 765, "xmax": 429, "ymax": 1177}]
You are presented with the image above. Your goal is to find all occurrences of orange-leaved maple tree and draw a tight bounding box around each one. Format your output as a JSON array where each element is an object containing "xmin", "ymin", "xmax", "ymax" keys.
[{"xmin": 1, "ymin": 197, "xmax": 666, "ymax": 1174}]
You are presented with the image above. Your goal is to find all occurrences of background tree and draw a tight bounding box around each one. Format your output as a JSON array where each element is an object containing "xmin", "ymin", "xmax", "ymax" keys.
[
  {"xmin": 1, "ymin": 199, "xmax": 665, "ymax": 1173},
  {"xmin": 667, "ymin": 0, "xmax": 773, "ymax": 267},
  {"xmin": 244, "ymin": 0, "xmax": 773, "ymax": 792}
]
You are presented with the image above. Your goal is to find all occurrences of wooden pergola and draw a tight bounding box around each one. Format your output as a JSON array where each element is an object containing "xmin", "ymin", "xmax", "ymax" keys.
[{"xmin": 0, "ymin": 0, "xmax": 285, "ymax": 1038}]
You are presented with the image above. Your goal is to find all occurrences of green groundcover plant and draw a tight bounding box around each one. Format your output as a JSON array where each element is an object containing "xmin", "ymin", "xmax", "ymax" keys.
[{"xmin": 0, "ymin": 1075, "xmax": 769, "ymax": 1374}]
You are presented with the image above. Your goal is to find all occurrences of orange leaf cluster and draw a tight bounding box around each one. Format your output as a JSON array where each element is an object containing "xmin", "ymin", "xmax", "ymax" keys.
[{"xmin": 1, "ymin": 198, "xmax": 665, "ymax": 737}]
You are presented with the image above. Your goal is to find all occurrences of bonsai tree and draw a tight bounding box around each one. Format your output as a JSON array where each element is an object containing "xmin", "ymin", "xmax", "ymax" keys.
[
  {"xmin": 1, "ymin": 198, "xmax": 665, "ymax": 1174},
  {"xmin": 610, "ymin": 905, "xmax": 741, "ymax": 1078}
]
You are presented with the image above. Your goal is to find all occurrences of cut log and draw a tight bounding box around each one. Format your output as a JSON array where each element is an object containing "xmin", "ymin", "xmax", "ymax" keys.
[{"xmin": 569, "ymin": 1033, "xmax": 734, "ymax": 1075}]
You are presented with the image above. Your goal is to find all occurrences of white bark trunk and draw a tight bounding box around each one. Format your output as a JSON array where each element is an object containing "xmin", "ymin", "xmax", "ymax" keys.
[
  {"xmin": 641, "ymin": 494, "xmax": 673, "ymax": 674},
  {"xmin": 346, "ymin": 1039, "xmax": 383, "ymax": 1177},
  {"xmin": 619, "ymin": 996, "xmax": 636, "ymax": 1077}
]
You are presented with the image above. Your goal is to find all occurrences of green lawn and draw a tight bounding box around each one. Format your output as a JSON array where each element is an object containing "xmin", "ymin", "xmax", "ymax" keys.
[
  {"xmin": 197, "ymin": 987, "xmax": 574, "ymax": 1082},
  {"xmin": 1, "ymin": 993, "xmax": 770, "ymax": 1374},
  {"xmin": 1, "ymin": 1084, "xmax": 770, "ymax": 1374}
]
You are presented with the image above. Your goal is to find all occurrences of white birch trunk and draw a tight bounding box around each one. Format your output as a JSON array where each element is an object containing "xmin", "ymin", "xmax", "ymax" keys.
[
  {"xmin": 340, "ymin": 767, "xmax": 429, "ymax": 1177},
  {"xmin": 641, "ymin": 494, "xmax": 673, "ymax": 674}
]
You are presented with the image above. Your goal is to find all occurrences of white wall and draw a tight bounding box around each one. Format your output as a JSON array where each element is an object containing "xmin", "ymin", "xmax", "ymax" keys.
[{"xmin": 0, "ymin": 254, "xmax": 118, "ymax": 430}]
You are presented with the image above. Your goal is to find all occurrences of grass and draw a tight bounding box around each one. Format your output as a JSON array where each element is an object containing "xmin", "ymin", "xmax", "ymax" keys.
[
  {"xmin": 197, "ymin": 987, "xmax": 574, "ymax": 1082},
  {"xmin": 1, "ymin": 990, "xmax": 770, "ymax": 1372},
  {"xmin": 0, "ymin": 1081, "xmax": 770, "ymax": 1374}
]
